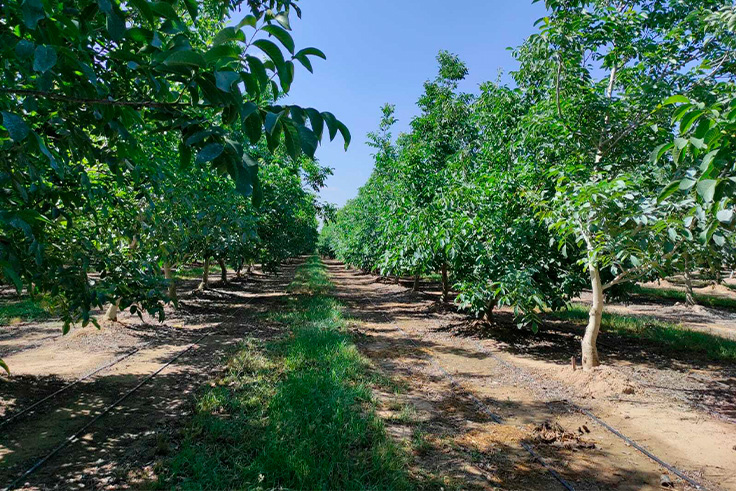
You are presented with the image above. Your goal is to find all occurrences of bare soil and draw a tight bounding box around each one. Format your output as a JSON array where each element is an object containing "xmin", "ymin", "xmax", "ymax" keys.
[
  {"xmin": 0, "ymin": 266, "xmax": 296, "ymax": 490},
  {"xmin": 328, "ymin": 261, "xmax": 736, "ymax": 490}
]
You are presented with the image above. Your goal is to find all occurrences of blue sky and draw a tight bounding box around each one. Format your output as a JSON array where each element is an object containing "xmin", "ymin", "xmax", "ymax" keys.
[{"xmin": 262, "ymin": 1, "xmax": 547, "ymax": 206}]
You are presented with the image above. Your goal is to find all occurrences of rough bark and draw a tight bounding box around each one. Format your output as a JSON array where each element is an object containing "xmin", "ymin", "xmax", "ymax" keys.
[
  {"xmin": 582, "ymin": 266, "xmax": 603, "ymax": 370},
  {"xmin": 441, "ymin": 262, "xmax": 450, "ymax": 303},
  {"xmin": 218, "ymin": 258, "xmax": 228, "ymax": 284},
  {"xmin": 163, "ymin": 261, "xmax": 177, "ymax": 305},
  {"xmin": 485, "ymin": 299, "xmax": 496, "ymax": 323},
  {"xmin": 684, "ymin": 253, "xmax": 696, "ymax": 307},
  {"xmin": 198, "ymin": 256, "xmax": 210, "ymax": 291},
  {"xmin": 412, "ymin": 274, "xmax": 420, "ymax": 292},
  {"xmin": 105, "ymin": 300, "xmax": 119, "ymax": 322}
]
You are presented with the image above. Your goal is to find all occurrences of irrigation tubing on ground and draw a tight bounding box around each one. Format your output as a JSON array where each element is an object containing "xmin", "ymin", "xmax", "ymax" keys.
[
  {"xmin": 429, "ymin": 307, "xmax": 708, "ymax": 491},
  {"xmin": 2, "ymin": 334, "xmax": 209, "ymax": 491},
  {"xmin": 0, "ymin": 346, "xmax": 145, "ymax": 430},
  {"xmin": 361, "ymin": 294, "xmax": 577, "ymax": 491}
]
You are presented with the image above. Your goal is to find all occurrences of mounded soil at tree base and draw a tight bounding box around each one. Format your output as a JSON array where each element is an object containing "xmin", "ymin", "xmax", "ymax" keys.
[
  {"xmin": 326, "ymin": 260, "xmax": 736, "ymax": 490},
  {"xmin": 2, "ymin": 258, "xmax": 736, "ymax": 490},
  {"xmin": 0, "ymin": 266, "xmax": 297, "ymax": 490}
]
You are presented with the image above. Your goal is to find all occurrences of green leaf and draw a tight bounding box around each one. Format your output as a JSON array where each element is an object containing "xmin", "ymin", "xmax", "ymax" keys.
[
  {"xmin": 33, "ymin": 45, "xmax": 57, "ymax": 73},
  {"xmin": 213, "ymin": 27, "xmax": 246, "ymax": 46},
  {"xmin": 297, "ymin": 125, "xmax": 318, "ymax": 158},
  {"xmin": 2, "ymin": 112, "xmax": 30, "ymax": 142},
  {"xmin": 150, "ymin": 1, "xmax": 179, "ymax": 21},
  {"xmin": 107, "ymin": 12, "xmax": 126, "ymax": 42},
  {"xmin": 274, "ymin": 12, "xmax": 291, "ymax": 30},
  {"xmin": 164, "ymin": 50, "xmax": 206, "ymax": 68},
  {"xmin": 0, "ymin": 358, "xmax": 8, "ymax": 375},
  {"xmin": 204, "ymin": 45, "xmax": 241, "ymax": 66},
  {"xmin": 15, "ymin": 40, "xmax": 35, "ymax": 59},
  {"xmin": 215, "ymin": 71, "xmax": 240, "ymax": 92},
  {"xmin": 679, "ymin": 178, "xmax": 696, "ymax": 191},
  {"xmin": 663, "ymin": 95, "xmax": 689, "ymax": 106},
  {"xmin": 650, "ymin": 142, "xmax": 672, "ymax": 164},
  {"xmin": 253, "ymin": 39, "xmax": 286, "ymax": 68},
  {"xmin": 295, "ymin": 47, "xmax": 326, "ymax": 60},
  {"xmin": 305, "ymin": 108, "xmax": 324, "ymax": 140},
  {"xmin": 129, "ymin": 0, "xmax": 154, "ymax": 24},
  {"xmin": 336, "ymin": 121, "xmax": 351, "ymax": 150},
  {"xmin": 195, "ymin": 143, "xmax": 224, "ymax": 163},
  {"xmin": 264, "ymin": 111, "xmax": 283, "ymax": 135},
  {"xmin": 237, "ymin": 15, "xmax": 257, "ymax": 29},
  {"xmin": 263, "ymin": 25, "xmax": 295, "ymax": 54},
  {"xmin": 21, "ymin": 0, "xmax": 45, "ymax": 29},
  {"xmin": 183, "ymin": 0, "xmax": 198, "ymax": 20},
  {"xmin": 696, "ymin": 179, "xmax": 717, "ymax": 202},
  {"xmin": 243, "ymin": 111, "xmax": 262, "ymax": 145},
  {"xmin": 294, "ymin": 52, "xmax": 313, "ymax": 73},
  {"xmin": 658, "ymin": 180, "xmax": 680, "ymax": 202},
  {"xmin": 716, "ymin": 209, "xmax": 734, "ymax": 224},
  {"xmin": 2, "ymin": 263, "xmax": 23, "ymax": 293}
]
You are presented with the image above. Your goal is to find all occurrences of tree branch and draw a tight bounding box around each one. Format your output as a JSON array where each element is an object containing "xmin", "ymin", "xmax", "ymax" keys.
[{"xmin": 0, "ymin": 88, "xmax": 203, "ymax": 109}]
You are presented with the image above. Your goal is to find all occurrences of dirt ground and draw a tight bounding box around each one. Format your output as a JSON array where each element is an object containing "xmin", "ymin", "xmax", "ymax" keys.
[
  {"xmin": 3, "ymin": 260, "xmax": 736, "ymax": 490},
  {"xmin": 0, "ymin": 265, "xmax": 297, "ymax": 490},
  {"xmin": 327, "ymin": 260, "xmax": 736, "ymax": 490}
]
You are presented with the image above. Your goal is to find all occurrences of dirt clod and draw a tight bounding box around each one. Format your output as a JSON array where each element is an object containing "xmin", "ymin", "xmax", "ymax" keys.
[{"xmin": 532, "ymin": 421, "xmax": 595, "ymax": 450}]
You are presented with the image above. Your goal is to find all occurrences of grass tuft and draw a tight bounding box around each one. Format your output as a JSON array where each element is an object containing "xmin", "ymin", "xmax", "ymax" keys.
[
  {"xmin": 159, "ymin": 256, "xmax": 409, "ymax": 490},
  {"xmin": 548, "ymin": 304, "xmax": 736, "ymax": 362}
]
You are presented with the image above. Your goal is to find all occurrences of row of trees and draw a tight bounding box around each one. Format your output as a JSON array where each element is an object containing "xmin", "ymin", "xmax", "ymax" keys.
[
  {"xmin": 324, "ymin": 0, "xmax": 736, "ymax": 370},
  {"xmin": 1, "ymin": 0, "xmax": 348, "ymax": 372}
]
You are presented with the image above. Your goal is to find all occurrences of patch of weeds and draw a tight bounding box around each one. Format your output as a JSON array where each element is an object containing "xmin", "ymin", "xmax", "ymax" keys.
[
  {"xmin": 176, "ymin": 264, "xmax": 220, "ymax": 280},
  {"xmin": 158, "ymin": 256, "xmax": 410, "ymax": 490},
  {"xmin": 0, "ymin": 296, "xmax": 52, "ymax": 325},
  {"xmin": 411, "ymin": 427, "xmax": 433, "ymax": 456},
  {"xmin": 634, "ymin": 285, "xmax": 736, "ymax": 311},
  {"xmin": 547, "ymin": 304, "xmax": 736, "ymax": 362}
]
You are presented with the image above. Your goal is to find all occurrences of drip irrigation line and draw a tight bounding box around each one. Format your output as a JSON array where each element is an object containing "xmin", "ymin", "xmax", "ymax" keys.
[
  {"xmin": 362, "ymin": 295, "xmax": 576, "ymax": 491},
  {"xmin": 442, "ymin": 318, "xmax": 708, "ymax": 491},
  {"xmin": 3, "ymin": 334, "xmax": 209, "ymax": 491},
  {"xmin": 0, "ymin": 347, "xmax": 144, "ymax": 430}
]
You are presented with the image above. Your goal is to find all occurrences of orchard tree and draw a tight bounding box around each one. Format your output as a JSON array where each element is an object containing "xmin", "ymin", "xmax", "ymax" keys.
[
  {"xmin": 519, "ymin": 0, "xmax": 735, "ymax": 369},
  {"xmin": 1, "ymin": 0, "xmax": 349, "ymax": 373}
]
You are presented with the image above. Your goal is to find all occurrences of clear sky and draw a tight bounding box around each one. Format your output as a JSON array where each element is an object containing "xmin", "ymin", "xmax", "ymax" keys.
[{"xmin": 256, "ymin": 1, "xmax": 548, "ymax": 207}]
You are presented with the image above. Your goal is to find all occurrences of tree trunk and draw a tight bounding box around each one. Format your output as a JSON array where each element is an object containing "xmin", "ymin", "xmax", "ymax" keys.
[
  {"xmin": 105, "ymin": 300, "xmax": 120, "ymax": 322},
  {"xmin": 412, "ymin": 274, "xmax": 420, "ymax": 292},
  {"xmin": 236, "ymin": 259, "xmax": 244, "ymax": 279},
  {"xmin": 163, "ymin": 261, "xmax": 177, "ymax": 305},
  {"xmin": 218, "ymin": 258, "xmax": 228, "ymax": 284},
  {"xmin": 441, "ymin": 262, "xmax": 450, "ymax": 303},
  {"xmin": 198, "ymin": 256, "xmax": 210, "ymax": 291},
  {"xmin": 684, "ymin": 253, "xmax": 696, "ymax": 307},
  {"xmin": 485, "ymin": 299, "xmax": 496, "ymax": 323},
  {"xmin": 582, "ymin": 266, "xmax": 603, "ymax": 370}
]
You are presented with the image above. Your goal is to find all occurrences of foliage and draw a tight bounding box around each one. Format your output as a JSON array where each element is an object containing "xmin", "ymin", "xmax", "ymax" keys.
[
  {"xmin": 330, "ymin": 0, "xmax": 736, "ymax": 368},
  {"xmin": 1, "ymin": 0, "xmax": 345, "ymax": 325}
]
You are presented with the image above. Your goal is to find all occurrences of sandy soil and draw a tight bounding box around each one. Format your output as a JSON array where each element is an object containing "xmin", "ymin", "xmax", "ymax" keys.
[
  {"xmin": 0, "ymin": 266, "xmax": 296, "ymax": 490},
  {"xmin": 328, "ymin": 261, "xmax": 736, "ymax": 490}
]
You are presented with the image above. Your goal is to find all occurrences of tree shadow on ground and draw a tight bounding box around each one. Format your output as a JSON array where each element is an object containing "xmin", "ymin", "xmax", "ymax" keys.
[{"xmin": 0, "ymin": 262, "xmax": 300, "ymax": 490}]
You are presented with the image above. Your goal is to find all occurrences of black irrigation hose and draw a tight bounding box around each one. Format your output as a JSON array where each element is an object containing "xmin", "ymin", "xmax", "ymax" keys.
[
  {"xmin": 456, "ymin": 330, "xmax": 707, "ymax": 490},
  {"xmin": 362, "ymin": 295, "xmax": 576, "ymax": 491},
  {"xmin": 0, "ymin": 346, "xmax": 144, "ymax": 430},
  {"xmin": 3, "ymin": 334, "xmax": 209, "ymax": 491}
]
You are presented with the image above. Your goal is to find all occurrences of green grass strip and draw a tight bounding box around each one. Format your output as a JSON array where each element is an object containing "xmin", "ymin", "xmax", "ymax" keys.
[
  {"xmin": 548, "ymin": 304, "xmax": 736, "ymax": 363},
  {"xmin": 159, "ymin": 256, "xmax": 409, "ymax": 490},
  {"xmin": 0, "ymin": 297, "xmax": 51, "ymax": 326},
  {"xmin": 633, "ymin": 285, "xmax": 736, "ymax": 311}
]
